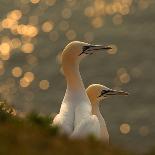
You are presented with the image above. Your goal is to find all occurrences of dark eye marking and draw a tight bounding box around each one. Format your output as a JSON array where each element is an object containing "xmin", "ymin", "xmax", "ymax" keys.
[
  {"xmin": 101, "ymin": 90, "xmax": 110, "ymax": 95},
  {"xmin": 79, "ymin": 45, "xmax": 92, "ymax": 56},
  {"xmin": 98, "ymin": 89, "xmax": 110, "ymax": 97},
  {"xmin": 83, "ymin": 45, "xmax": 91, "ymax": 52}
]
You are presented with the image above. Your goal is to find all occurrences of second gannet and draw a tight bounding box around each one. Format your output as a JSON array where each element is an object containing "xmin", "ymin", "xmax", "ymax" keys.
[
  {"xmin": 52, "ymin": 41, "xmax": 111, "ymax": 135},
  {"xmin": 71, "ymin": 84, "xmax": 128, "ymax": 140}
]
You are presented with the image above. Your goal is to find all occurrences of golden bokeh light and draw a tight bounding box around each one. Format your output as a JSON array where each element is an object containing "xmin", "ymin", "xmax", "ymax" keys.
[
  {"xmin": 42, "ymin": 21, "xmax": 54, "ymax": 32},
  {"xmin": 1, "ymin": 18, "xmax": 17, "ymax": 29},
  {"xmin": 39, "ymin": 80, "xmax": 50, "ymax": 90},
  {"xmin": 65, "ymin": 30, "xmax": 76, "ymax": 40},
  {"xmin": 0, "ymin": 42, "xmax": 11, "ymax": 55},
  {"xmin": 119, "ymin": 72, "xmax": 130, "ymax": 84},
  {"xmin": 45, "ymin": 0, "xmax": 56, "ymax": 6},
  {"xmin": 24, "ymin": 72, "xmax": 35, "ymax": 82},
  {"xmin": 7, "ymin": 10, "xmax": 22, "ymax": 20},
  {"xmin": 31, "ymin": 0, "xmax": 40, "ymax": 4},
  {"xmin": 59, "ymin": 20, "xmax": 69, "ymax": 31},
  {"xmin": 62, "ymin": 8, "xmax": 72, "ymax": 19},
  {"xmin": 26, "ymin": 55, "xmax": 38, "ymax": 65},
  {"xmin": 20, "ymin": 77, "xmax": 30, "ymax": 88},
  {"xmin": 91, "ymin": 17, "xmax": 104, "ymax": 28},
  {"xmin": 12, "ymin": 67, "xmax": 23, "ymax": 78},
  {"xmin": 11, "ymin": 38, "xmax": 22, "ymax": 49},
  {"xmin": 107, "ymin": 44, "xmax": 118, "ymax": 54},
  {"xmin": 120, "ymin": 123, "xmax": 131, "ymax": 134},
  {"xmin": 84, "ymin": 7, "xmax": 95, "ymax": 17},
  {"xmin": 21, "ymin": 43, "xmax": 34, "ymax": 53}
]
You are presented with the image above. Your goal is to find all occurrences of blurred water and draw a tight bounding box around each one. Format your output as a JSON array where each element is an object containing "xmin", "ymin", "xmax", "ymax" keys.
[{"xmin": 0, "ymin": 0, "xmax": 155, "ymax": 153}]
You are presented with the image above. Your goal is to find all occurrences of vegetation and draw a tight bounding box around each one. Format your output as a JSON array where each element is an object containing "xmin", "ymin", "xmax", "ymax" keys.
[{"xmin": 0, "ymin": 101, "xmax": 155, "ymax": 155}]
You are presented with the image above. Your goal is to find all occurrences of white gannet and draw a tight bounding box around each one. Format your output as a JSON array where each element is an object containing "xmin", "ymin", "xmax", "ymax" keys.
[
  {"xmin": 85, "ymin": 84, "xmax": 128, "ymax": 143},
  {"xmin": 52, "ymin": 41, "xmax": 111, "ymax": 135}
]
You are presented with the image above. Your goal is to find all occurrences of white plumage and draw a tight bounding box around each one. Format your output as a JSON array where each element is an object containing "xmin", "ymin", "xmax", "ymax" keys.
[{"xmin": 52, "ymin": 41, "xmax": 113, "ymax": 137}]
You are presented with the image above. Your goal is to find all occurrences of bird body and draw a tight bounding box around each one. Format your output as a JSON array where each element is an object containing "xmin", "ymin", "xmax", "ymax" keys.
[
  {"xmin": 86, "ymin": 84, "xmax": 128, "ymax": 142},
  {"xmin": 52, "ymin": 41, "xmax": 112, "ymax": 136}
]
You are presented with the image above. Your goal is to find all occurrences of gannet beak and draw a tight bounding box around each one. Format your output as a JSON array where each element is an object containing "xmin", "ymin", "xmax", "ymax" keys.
[
  {"xmin": 106, "ymin": 89, "xmax": 129, "ymax": 96},
  {"xmin": 79, "ymin": 44, "xmax": 112, "ymax": 56},
  {"xmin": 89, "ymin": 45, "xmax": 112, "ymax": 51},
  {"xmin": 98, "ymin": 89, "xmax": 128, "ymax": 97}
]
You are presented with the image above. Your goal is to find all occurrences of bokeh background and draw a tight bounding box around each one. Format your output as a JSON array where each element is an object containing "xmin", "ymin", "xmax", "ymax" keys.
[{"xmin": 0, "ymin": 0, "xmax": 155, "ymax": 153}]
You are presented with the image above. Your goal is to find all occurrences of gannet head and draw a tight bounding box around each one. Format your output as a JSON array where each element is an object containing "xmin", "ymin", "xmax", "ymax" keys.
[
  {"xmin": 86, "ymin": 84, "xmax": 128, "ymax": 104},
  {"xmin": 61, "ymin": 41, "xmax": 112, "ymax": 64}
]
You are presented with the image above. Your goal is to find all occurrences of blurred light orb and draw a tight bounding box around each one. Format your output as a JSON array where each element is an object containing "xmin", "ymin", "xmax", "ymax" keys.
[
  {"xmin": 20, "ymin": 77, "xmax": 30, "ymax": 87},
  {"xmin": 84, "ymin": 7, "xmax": 94, "ymax": 17},
  {"xmin": 65, "ymin": 30, "xmax": 76, "ymax": 40},
  {"xmin": 120, "ymin": 5, "xmax": 130, "ymax": 15},
  {"xmin": 26, "ymin": 55, "xmax": 38, "ymax": 65},
  {"xmin": 11, "ymin": 38, "xmax": 22, "ymax": 49},
  {"xmin": 31, "ymin": 0, "xmax": 40, "ymax": 4},
  {"xmin": 39, "ymin": 80, "xmax": 50, "ymax": 90},
  {"xmin": 26, "ymin": 25, "xmax": 38, "ymax": 37},
  {"xmin": 16, "ymin": 25, "xmax": 38, "ymax": 37},
  {"xmin": 138, "ymin": 0, "xmax": 149, "ymax": 10},
  {"xmin": 42, "ymin": 21, "xmax": 54, "ymax": 32},
  {"xmin": 21, "ymin": 43, "xmax": 34, "ymax": 53},
  {"xmin": 119, "ymin": 72, "xmax": 130, "ymax": 84},
  {"xmin": 117, "ymin": 68, "xmax": 127, "ymax": 75},
  {"xmin": 12, "ymin": 67, "xmax": 23, "ymax": 77},
  {"xmin": 1, "ymin": 18, "xmax": 17, "ymax": 29},
  {"xmin": 107, "ymin": 44, "xmax": 118, "ymax": 54},
  {"xmin": 120, "ymin": 123, "xmax": 131, "ymax": 134},
  {"xmin": 45, "ymin": 0, "xmax": 56, "ymax": 6},
  {"xmin": 24, "ymin": 72, "xmax": 34, "ymax": 82},
  {"xmin": 62, "ymin": 8, "xmax": 72, "ymax": 19},
  {"xmin": 59, "ymin": 20, "xmax": 69, "ymax": 31},
  {"xmin": 0, "ymin": 43, "xmax": 10, "ymax": 55},
  {"xmin": 91, "ymin": 17, "xmax": 104, "ymax": 28},
  {"xmin": 8, "ymin": 10, "xmax": 22, "ymax": 20},
  {"xmin": 105, "ymin": 5, "xmax": 114, "ymax": 15}
]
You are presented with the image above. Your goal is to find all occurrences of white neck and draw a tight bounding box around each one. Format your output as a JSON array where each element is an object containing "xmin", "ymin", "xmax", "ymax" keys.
[{"xmin": 92, "ymin": 101, "xmax": 109, "ymax": 143}]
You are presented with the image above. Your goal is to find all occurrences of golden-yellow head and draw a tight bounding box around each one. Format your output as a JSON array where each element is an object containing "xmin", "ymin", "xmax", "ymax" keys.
[
  {"xmin": 86, "ymin": 84, "xmax": 128, "ymax": 104},
  {"xmin": 61, "ymin": 41, "xmax": 112, "ymax": 65}
]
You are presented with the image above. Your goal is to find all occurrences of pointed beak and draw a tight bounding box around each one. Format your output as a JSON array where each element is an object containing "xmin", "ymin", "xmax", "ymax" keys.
[
  {"xmin": 89, "ymin": 45, "xmax": 112, "ymax": 51},
  {"xmin": 79, "ymin": 44, "xmax": 112, "ymax": 55},
  {"xmin": 98, "ymin": 88, "xmax": 129, "ymax": 97},
  {"xmin": 106, "ymin": 89, "xmax": 129, "ymax": 96}
]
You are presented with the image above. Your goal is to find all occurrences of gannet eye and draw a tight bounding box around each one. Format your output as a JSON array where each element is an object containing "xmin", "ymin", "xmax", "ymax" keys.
[
  {"xmin": 79, "ymin": 45, "xmax": 91, "ymax": 56},
  {"xmin": 83, "ymin": 45, "xmax": 91, "ymax": 52},
  {"xmin": 98, "ymin": 89, "xmax": 110, "ymax": 97}
]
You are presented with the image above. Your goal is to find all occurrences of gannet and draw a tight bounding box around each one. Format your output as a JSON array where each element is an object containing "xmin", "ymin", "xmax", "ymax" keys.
[
  {"xmin": 85, "ymin": 84, "xmax": 128, "ymax": 142},
  {"xmin": 52, "ymin": 41, "xmax": 111, "ymax": 135},
  {"xmin": 71, "ymin": 84, "xmax": 128, "ymax": 140}
]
